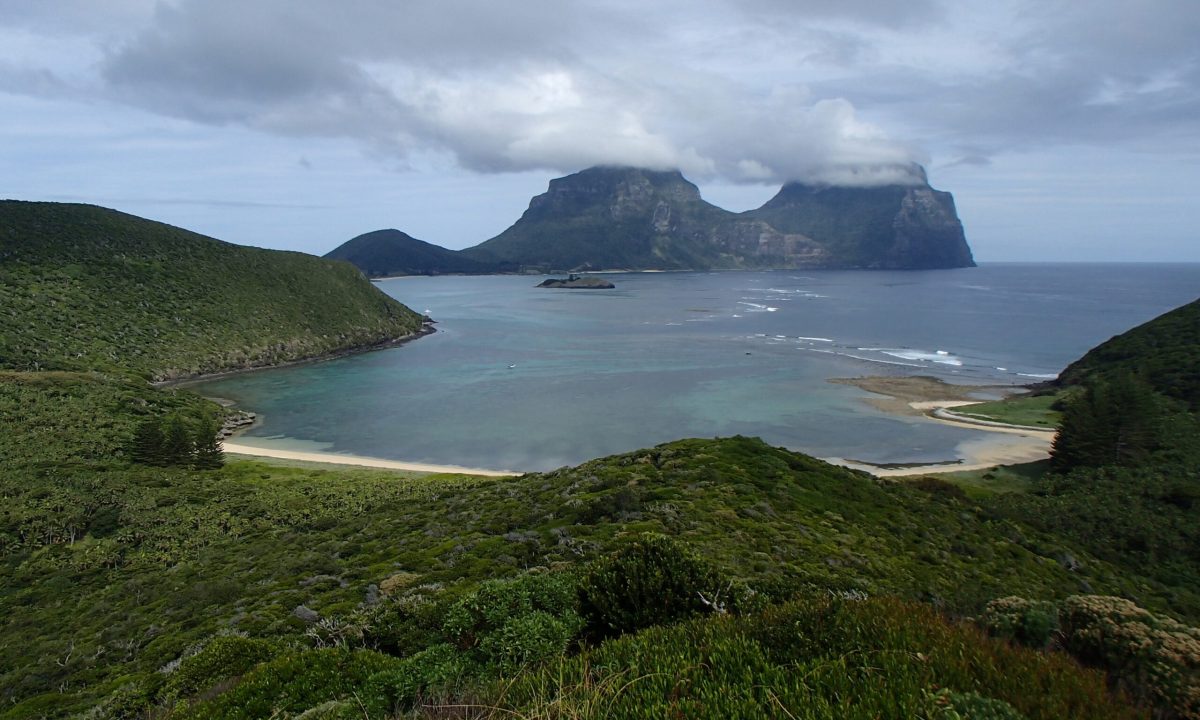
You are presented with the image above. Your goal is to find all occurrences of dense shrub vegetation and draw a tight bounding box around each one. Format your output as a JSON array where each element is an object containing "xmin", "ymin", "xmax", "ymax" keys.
[
  {"xmin": 5, "ymin": 369, "xmax": 1185, "ymax": 716},
  {"xmin": 0, "ymin": 201, "xmax": 424, "ymax": 380},
  {"xmin": 454, "ymin": 597, "xmax": 1141, "ymax": 720},
  {"xmin": 1058, "ymin": 297, "xmax": 1200, "ymax": 410}
]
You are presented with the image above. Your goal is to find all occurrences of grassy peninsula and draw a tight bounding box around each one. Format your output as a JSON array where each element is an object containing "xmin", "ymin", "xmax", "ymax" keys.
[{"xmin": 2, "ymin": 208, "xmax": 1198, "ymax": 719}]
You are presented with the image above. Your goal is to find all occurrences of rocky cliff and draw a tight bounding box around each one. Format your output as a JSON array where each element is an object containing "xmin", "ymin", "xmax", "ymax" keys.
[
  {"xmin": 745, "ymin": 166, "xmax": 973, "ymax": 269},
  {"xmin": 462, "ymin": 165, "xmax": 973, "ymax": 272}
]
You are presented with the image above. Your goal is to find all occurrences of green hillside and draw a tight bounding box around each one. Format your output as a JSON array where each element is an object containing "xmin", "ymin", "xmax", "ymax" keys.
[
  {"xmin": 0, "ymin": 201, "xmax": 425, "ymax": 381},
  {"xmin": 324, "ymin": 228, "xmax": 498, "ymax": 277},
  {"xmin": 1057, "ymin": 297, "xmax": 1200, "ymax": 409}
]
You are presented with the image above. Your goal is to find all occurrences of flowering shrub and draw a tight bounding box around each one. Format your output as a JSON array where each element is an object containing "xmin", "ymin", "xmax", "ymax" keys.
[{"xmin": 1060, "ymin": 595, "xmax": 1200, "ymax": 719}]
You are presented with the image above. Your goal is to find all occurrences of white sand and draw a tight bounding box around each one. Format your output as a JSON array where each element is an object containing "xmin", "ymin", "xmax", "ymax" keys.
[
  {"xmin": 908, "ymin": 400, "xmax": 978, "ymax": 410},
  {"xmin": 223, "ymin": 441, "xmax": 518, "ymax": 477}
]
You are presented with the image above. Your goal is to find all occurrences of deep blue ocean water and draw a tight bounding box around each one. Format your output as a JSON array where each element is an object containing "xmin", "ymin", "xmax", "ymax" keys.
[{"xmin": 195, "ymin": 264, "xmax": 1200, "ymax": 472}]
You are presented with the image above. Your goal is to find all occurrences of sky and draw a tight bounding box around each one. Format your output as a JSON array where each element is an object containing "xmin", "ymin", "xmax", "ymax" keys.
[{"xmin": 1, "ymin": 1, "xmax": 1198, "ymax": 262}]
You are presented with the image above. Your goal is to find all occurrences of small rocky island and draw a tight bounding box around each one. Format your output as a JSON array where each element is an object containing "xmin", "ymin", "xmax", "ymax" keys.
[{"xmin": 536, "ymin": 273, "xmax": 615, "ymax": 289}]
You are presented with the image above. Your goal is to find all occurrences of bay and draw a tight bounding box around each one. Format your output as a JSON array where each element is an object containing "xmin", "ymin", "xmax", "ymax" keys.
[{"xmin": 195, "ymin": 263, "xmax": 1200, "ymax": 472}]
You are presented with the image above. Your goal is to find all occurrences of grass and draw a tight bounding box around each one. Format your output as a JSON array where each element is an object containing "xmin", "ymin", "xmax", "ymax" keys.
[
  {"xmin": 949, "ymin": 393, "xmax": 1063, "ymax": 429},
  {"xmin": 919, "ymin": 460, "xmax": 1050, "ymax": 498}
]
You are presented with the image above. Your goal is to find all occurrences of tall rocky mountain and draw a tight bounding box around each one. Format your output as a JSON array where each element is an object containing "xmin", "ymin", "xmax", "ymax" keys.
[
  {"xmin": 461, "ymin": 165, "xmax": 973, "ymax": 272},
  {"xmin": 326, "ymin": 228, "xmax": 498, "ymax": 276},
  {"xmin": 743, "ymin": 166, "xmax": 974, "ymax": 269},
  {"xmin": 327, "ymin": 165, "xmax": 975, "ymax": 275},
  {"xmin": 461, "ymin": 166, "xmax": 828, "ymax": 271}
]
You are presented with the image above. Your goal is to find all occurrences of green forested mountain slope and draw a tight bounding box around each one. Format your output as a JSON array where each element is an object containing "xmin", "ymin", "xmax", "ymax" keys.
[
  {"xmin": 1057, "ymin": 297, "xmax": 1200, "ymax": 409},
  {"xmin": 0, "ymin": 201, "xmax": 425, "ymax": 380},
  {"xmin": 324, "ymin": 228, "xmax": 498, "ymax": 277}
]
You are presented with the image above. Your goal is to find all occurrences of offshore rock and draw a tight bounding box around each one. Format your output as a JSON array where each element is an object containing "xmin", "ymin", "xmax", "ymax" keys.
[{"xmin": 536, "ymin": 274, "xmax": 616, "ymax": 289}]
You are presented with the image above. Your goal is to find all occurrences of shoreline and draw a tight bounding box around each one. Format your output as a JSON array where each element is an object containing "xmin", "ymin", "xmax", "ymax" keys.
[
  {"xmin": 223, "ymin": 441, "xmax": 518, "ymax": 477},
  {"xmin": 156, "ymin": 321, "xmax": 436, "ymax": 389},
  {"xmin": 828, "ymin": 375, "xmax": 1057, "ymax": 476}
]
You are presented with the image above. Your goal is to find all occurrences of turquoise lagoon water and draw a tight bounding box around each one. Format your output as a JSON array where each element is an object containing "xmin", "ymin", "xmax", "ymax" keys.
[{"xmin": 195, "ymin": 264, "xmax": 1200, "ymax": 472}]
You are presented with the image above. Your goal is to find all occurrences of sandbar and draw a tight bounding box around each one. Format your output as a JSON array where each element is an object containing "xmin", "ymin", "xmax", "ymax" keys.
[
  {"xmin": 223, "ymin": 441, "xmax": 518, "ymax": 477},
  {"xmin": 827, "ymin": 375, "xmax": 1056, "ymax": 476}
]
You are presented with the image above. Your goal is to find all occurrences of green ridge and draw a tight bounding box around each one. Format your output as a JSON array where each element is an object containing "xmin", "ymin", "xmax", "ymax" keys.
[
  {"xmin": 0, "ymin": 201, "xmax": 425, "ymax": 381},
  {"xmin": 324, "ymin": 228, "xmax": 498, "ymax": 277},
  {"xmin": 1057, "ymin": 297, "xmax": 1200, "ymax": 409}
]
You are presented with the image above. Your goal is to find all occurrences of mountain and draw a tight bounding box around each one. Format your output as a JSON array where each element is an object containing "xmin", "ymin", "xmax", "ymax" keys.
[
  {"xmin": 0, "ymin": 201, "xmax": 426, "ymax": 381},
  {"xmin": 743, "ymin": 166, "xmax": 975, "ymax": 269},
  {"xmin": 1056, "ymin": 297, "xmax": 1200, "ymax": 409},
  {"xmin": 324, "ymin": 228, "xmax": 498, "ymax": 276},
  {"xmin": 462, "ymin": 166, "xmax": 829, "ymax": 272},
  {"xmin": 459, "ymin": 165, "xmax": 974, "ymax": 272}
]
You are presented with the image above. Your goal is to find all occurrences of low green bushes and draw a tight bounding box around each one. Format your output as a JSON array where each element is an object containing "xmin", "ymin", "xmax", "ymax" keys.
[
  {"xmin": 577, "ymin": 533, "xmax": 753, "ymax": 640},
  {"xmin": 455, "ymin": 596, "xmax": 1138, "ymax": 720},
  {"xmin": 173, "ymin": 648, "xmax": 399, "ymax": 720},
  {"xmin": 161, "ymin": 635, "xmax": 279, "ymax": 704}
]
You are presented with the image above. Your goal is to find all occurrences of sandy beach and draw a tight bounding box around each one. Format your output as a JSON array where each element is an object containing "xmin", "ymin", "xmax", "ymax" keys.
[
  {"xmin": 827, "ymin": 376, "xmax": 1056, "ymax": 476},
  {"xmin": 222, "ymin": 441, "xmax": 518, "ymax": 477},
  {"xmin": 221, "ymin": 373, "xmax": 1053, "ymax": 480}
]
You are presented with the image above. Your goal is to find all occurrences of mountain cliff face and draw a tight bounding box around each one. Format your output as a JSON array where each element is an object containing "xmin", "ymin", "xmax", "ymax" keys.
[
  {"xmin": 326, "ymin": 229, "xmax": 498, "ymax": 276},
  {"xmin": 745, "ymin": 168, "xmax": 974, "ymax": 269},
  {"xmin": 462, "ymin": 166, "xmax": 793, "ymax": 271},
  {"xmin": 461, "ymin": 165, "xmax": 972, "ymax": 272}
]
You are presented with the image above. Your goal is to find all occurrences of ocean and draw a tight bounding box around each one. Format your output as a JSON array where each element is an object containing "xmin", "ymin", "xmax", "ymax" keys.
[{"xmin": 194, "ymin": 263, "xmax": 1200, "ymax": 472}]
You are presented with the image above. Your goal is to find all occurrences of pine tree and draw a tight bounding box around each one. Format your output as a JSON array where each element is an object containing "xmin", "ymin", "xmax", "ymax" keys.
[
  {"xmin": 130, "ymin": 416, "xmax": 166, "ymax": 466},
  {"xmin": 193, "ymin": 417, "xmax": 226, "ymax": 470},
  {"xmin": 1051, "ymin": 373, "xmax": 1163, "ymax": 472},
  {"xmin": 1051, "ymin": 389, "xmax": 1102, "ymax": 471},
  {"xmin": 161, "ymin": 414, "xmax": 194, "ymax": 467},
  {"xmin": 1106, "ymin": 373, "xmax": 1162, "ymax": 466}
]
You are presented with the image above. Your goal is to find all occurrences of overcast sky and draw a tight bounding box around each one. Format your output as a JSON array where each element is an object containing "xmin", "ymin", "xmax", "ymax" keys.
[{"xmin": 1, "ymin": 1, "xmax": 1198, "ymax": 261}]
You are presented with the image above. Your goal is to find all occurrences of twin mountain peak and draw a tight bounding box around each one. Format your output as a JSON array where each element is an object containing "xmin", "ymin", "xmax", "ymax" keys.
[{"xmin": 325, "ymin": 165, "xmax": 975, "ymax": 275}]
